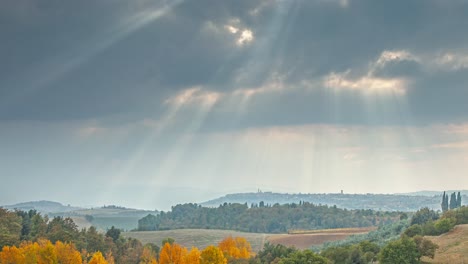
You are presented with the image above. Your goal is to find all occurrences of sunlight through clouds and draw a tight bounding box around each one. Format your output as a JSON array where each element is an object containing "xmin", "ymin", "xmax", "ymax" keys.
[{"xmin": 324, "ymin": 71, "xmax": 407, "ymax": 95}]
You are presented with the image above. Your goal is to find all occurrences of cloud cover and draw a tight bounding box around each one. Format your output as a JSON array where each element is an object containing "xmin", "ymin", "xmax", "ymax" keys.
[{"xmin": 1, "ymin": 0, "xmax": 468, "ymax": 209}]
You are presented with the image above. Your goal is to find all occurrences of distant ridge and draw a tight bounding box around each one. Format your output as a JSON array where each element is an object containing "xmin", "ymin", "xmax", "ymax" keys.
[
  {"xmin": 1, "ymin": 200, "xmax": 82, "ymax": 214},
  {"xmin": 201, "ymin": 191, "xmax": 468, "ymax": 212}
]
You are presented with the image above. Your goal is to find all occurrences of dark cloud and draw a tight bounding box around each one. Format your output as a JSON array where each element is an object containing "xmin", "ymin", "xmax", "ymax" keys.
[{"xmin": 1, "ymin": 0, "xmax": 468, "ymax": 127}]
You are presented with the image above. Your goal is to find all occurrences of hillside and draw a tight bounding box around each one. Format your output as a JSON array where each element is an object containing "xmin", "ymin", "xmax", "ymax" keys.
[
  {"xmin": 123, "ymin": 227, "xmax": 374, "ymax": 252},
  {"xmin": 201, "ymin": 192, "xmax": 467, "ymax": 211},
  {"xmin": 1, "ymin": 201, "xmax": 157, "ymax": 231},
  {"xmin": 51, "ymin": 206, "xmax": 158, "ymax": 231},
  {"xmin": 422, "ymin": 224, "xmax": 468, "ymax": 264},
  {"xmin": 2, "ymin": 200, "xmax": 82, "ymax": 213}
]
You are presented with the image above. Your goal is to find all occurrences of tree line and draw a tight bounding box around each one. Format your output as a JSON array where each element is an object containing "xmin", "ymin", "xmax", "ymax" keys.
[
  {"xmin": 138, "ymin": 202, "xmax": 401, "ymax": 233},
  {"xmin": 441, "ymin": 191, "xmax": 462, "ymax": 212},
  {"xmin": 0, "ymin": 208, "xmax": 153, "ymax": 263}
]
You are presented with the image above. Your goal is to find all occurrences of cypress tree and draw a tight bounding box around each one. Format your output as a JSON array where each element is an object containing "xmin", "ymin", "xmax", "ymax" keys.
[
  {"xmin": 450, "ymin": 192, "xmax": 457, "ymax": 210},
  {"xmin": 441, "ymin": 191, "xmax": 448, "ymax": 212},
  {"xmin": 457, "ymin": 192, "xmax": 462, "ymax": 208}
]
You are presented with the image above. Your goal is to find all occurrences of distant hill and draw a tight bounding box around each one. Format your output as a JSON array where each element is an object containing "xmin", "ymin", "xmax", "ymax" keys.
[
  {"xmin": 399, "ymin": 190, "xmax": 468, "ymax": 197},
  {"xmin": 1, "ymin": 200, "xmax": 82, "ymax": 214},
  {"xmin": 1, "ymin": 201, "xmax": 157, "ymax": 231},
  {"xmin": 201, "ymin": 192, "xmax": 468, "ymax": 211}
]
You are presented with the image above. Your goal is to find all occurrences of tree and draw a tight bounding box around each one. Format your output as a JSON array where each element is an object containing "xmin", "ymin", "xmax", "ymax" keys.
[
  {"xmin": 0, "ymin": 208, "xmax": 22, "ymax": 248},
  {"xmin": 457, "ymin": 192, "xmax": 462, "ymax": 207},
  {"xmin": 413, "ymin": 236, "xmax": 438, "ymax": 260},
  {"xmin": 185, "ymin": 247, "xmax": 201, "ymax": 264},
  {"xmin": 140, "ymin": 246, "xmax": 158, "ymax": 264},
  {"xmin": 450, "ymin": 192, "xmax": 457, "ymax": 210},
  {"xmin": 218, "ymin": 236, "xmax": 252, "ymax": 260},
  {"xmin": 278, "ymin": 250, "xmax": 329, "ymax": 264},
  {"xmin": 379, "ymin": 237, "xmax": 419, "ymax": 264},
  {"xmin": 410, "ymin": 208, "xmax": 438, "ymax": 226},
  {"xmin": 0, "ymin": 245, "xmax": 25, "ymax": 264},
  {"xmin": 105, "ymin": 226, "xmax": 121, "ymax": 242},
  {"xmin": 161, "ymin": 238, "xmax": 175, "ymax": 246},
  {"xmin": 89, "ymin": 251, "xmax": 108, "ymax": 264},
  {"xmin": 159, "ymin": 243, "xmax": 187, "ymax": 264},
  {"xmin": 441, "ymin": 192, "xmax": 448, "ymax": 212},
  {"xmin": 55, "ymin": 241, "xmax": 82, "ymax": 264},
  {"xmin": 200, "ymin": 245, "xmax": 226, "ymax": 264}
]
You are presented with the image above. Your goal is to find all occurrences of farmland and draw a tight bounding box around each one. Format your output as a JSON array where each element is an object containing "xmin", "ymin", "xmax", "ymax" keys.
[{"xmin": 123, "ymin": 227, "xmax": 374, "ymax": 252}]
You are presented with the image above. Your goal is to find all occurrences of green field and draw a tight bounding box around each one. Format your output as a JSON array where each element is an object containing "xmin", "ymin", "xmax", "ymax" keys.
[{"xmin": 123, "ymin": 229, "xmax": 269, "ymax": 252}]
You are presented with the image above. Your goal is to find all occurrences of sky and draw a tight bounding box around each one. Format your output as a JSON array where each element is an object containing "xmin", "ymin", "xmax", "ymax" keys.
[{"xmin": 1, "ymin": 0, "xmax": 468, "ymax": 210}]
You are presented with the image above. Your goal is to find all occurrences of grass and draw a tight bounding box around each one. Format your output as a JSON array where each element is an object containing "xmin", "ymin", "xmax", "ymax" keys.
[
  {"xmin": 123, "ymin": 229, "xmax": 269, "ymax": 252},
  {"xmin": 123, "ymin": 227, "xmax": 374, "ymax": 252},
  {"xmin": 422, "ymin": 224, "xmax": 468, "ymax": 264}
]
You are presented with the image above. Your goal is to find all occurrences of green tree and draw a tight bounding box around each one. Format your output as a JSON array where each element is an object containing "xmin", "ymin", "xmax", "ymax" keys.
[
  {"xmin": 449, "ymin": 192, "xmax": 457, "ymax": 210},
  {"xmin": 410, "ymin": 208, "xmax": 438, "ymax": 226},
  {"xmin": 0, "ymin": 208, "xmax": 22, "ymax": 248},
  {"xmin": 161, "ymin": 237, "xmax": 175, "ymax": 246},
  {"xmin": 279, "ymin": 250, "xmax": 329, "ymax": 264},
  {"xmin": 105, "ymin": 226, "xmax": 121, "ymax": 242},
  {"xmin": 379, "ymin": 237, "xmax": 420, "ymax": 264},
  {"xmin": 441, "ymin": 192, "xmax": 448, "ymax": 212},
  {"xmin": 457, "ymin": 192, "xmax": 462, "ymax": 207},
  {"xmin": 413, "ymin": 236, "xmax": 438, "ymax": 260}
]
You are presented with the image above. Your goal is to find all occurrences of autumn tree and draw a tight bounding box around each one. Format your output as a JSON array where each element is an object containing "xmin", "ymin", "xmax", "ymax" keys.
[
  {"xmin": 0, "ymin": 245, "xmax": 25, "ymax": 264},
  {"xmin": 200, "ymin": 245, "xmax": 226, "ymax": 264},
  {"xmin": 140, "ymin": 246, "xmax": 158, "ymax": 264},
  {"xmin": 159, "ymin": 242, "xmax": 187, "ymax": 264},
  {"xmin": 89, "ymin": 251, "xmax": 108, "ymax": 264},
  {"xmin": 218, "ymin": 237, "xmax": 251, "ymax": 260},
  {"xmin": 184, "ymin": 247, "xmax": 201, "ymax": 264},
  {"xmin": 55, "ymin": 241, "xmax": 82, "ymax": 264}
]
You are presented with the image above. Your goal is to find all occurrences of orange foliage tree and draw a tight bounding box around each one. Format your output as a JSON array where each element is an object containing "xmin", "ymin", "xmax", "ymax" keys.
[
  {"xmin": 0, "ymin": 239, "xmax": 83, "ymax": 264},
  {"xmin": 218, "ymin": 236, "xmax": 252, "ymax": 260},
  {"xmin": 159, "ymin": 242, "xmax": 188, "ymax": 264},
  {"xmin": 0, "ymin": 245, "xmax": 25, "ymax": 264},
  {"xmin": 184, "ymin": 247, "xmax": 201, "ymax": 264}
]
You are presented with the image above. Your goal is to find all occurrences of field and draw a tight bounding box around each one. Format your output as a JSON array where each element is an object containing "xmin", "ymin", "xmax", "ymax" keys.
[
  {"xmin": 422, "ymin": 224, "xmax": 468, "ymax": 264},
  {"xmin": 123, "ymin": 227, "xmax": 374, "ymax": 252}
]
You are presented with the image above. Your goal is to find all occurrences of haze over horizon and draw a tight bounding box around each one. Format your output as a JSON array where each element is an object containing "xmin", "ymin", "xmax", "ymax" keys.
[{"xmin": 2, "ymin": 0, "xmax": 468, "ymax": 211}]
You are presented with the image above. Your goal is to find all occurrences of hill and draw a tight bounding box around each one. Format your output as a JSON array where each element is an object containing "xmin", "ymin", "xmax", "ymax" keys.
[
  {"xmin": 2, "ymin": 200, "xmax": 82, "ymax": 213},
  {"xmin": 201, "ymin": 192, "xmax": 467, "ymax": 211},
  {"xmin": 123, "ymin": 227, "xmax": 374, "ymax": 252},
  {"xmin": 1, "ymin": 201, "xmax": 157, "ymax": 231},
  {"xmin": 51, "ymin": 206, "xmax": 158, "ymax": 231},
  {"xmin": 422, "ymin": 224, "xmax": 468, "ymax": 264}
]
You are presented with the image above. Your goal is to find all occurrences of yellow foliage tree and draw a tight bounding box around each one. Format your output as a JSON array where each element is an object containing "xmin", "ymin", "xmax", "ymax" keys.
[
  {"xmin": 184, "ymin": 247, "xmax": 200, "ymax": 264},
  {"xmin": 140, "ymin": 246, "xmax": 158, "ymax": 264},
  {"xmin": 159, "ymin": 243, "xmax": 188, "ymax": 264},
  {"xmin": 88, "ymin": 251, "xmax": 108, "ymax": 264},
  {"xmin": 0, "ymin": 239, "xmax": 82, "ymax": 264},
  {"xmin": 19, "ymin": 240, "xmax": 58, "ymax": 264},
  {"xmin": 218, "ymin": 237, "xmax": 252, "ymax": 260},
  {"xmin": 55, "ymin": 241, "xmax": 82, "ymax": 264},
  {"xmin": 200, "ymin": 245, "xmax": 226, "ymax": 264}
]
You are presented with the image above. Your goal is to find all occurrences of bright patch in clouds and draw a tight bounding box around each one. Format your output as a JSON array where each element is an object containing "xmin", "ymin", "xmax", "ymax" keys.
[
  {"xmin": 165, "ymin": 87, "xmax": 222, "ymax": 108},
  {"xmin": 435, "ymin": 52, "xmax": 468, "ymax": 70},
  {"xmin": 375, "ymin": 50, "xmax": 419, "ymax": 66},
  {"xmin": 225, "ymin": 23, "xmax": 254, "ymax": 46},
  {"xmin": 324, "ymin": 71, "xmax": 407, "ymax": 95}
]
